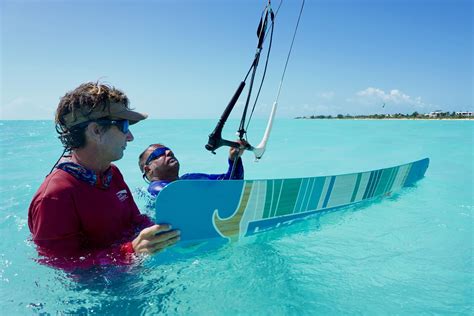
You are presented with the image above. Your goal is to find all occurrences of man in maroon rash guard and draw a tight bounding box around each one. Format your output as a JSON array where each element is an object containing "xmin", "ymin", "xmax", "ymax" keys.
[{"xmin": 28, "ymin": 82, "xmax": 180, "ymax": 268}]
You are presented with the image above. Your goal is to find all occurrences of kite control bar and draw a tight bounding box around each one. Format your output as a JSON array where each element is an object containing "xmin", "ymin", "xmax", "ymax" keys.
[{"xmin": 205, "ymin": 81, "xmax": 246, "ymax": 153}]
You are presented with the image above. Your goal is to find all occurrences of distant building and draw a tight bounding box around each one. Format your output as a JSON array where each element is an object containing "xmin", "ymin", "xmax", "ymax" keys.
[
  {"xmin": 427, "ymin": 110, "xmax": 443, "ymax": 118},
  {"xmin": 455, "ymin": 111, "xmax": 473, "ymax": 117}
]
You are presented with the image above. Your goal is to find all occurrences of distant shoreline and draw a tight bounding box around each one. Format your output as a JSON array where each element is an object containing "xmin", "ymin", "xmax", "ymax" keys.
[{"xmin": 295, "ymin": 117, "xmax": 473, "ymax": 121}]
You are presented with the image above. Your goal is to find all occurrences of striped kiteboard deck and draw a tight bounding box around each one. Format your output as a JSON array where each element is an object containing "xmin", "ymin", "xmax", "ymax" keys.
[{"xmin": 155, "ymin": 158, "xmax": 429, "ymax": 243}]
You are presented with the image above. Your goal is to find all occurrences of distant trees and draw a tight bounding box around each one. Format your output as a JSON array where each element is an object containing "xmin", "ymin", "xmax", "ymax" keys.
[{"xmin": 296, "ymin": 111, "xmax": 472, "ymax": 120}]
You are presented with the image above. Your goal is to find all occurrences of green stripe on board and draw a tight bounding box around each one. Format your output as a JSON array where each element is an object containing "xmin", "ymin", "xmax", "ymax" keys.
[
  {"xmin": 381, "ymin": 167, "xmax": 396, "ymax": 194},
  {"xmin": 363, "ymin": 171, "xmax": 375, "ymax": 200},
  {"xmin": 387, "ymin": 167, "xmax": 399, "ymax": 191},
  {"xmin": 306, "ymin": 177, "xmax": 326, "ymax": 212},
  {"xmin": 350, "ymin": 173, "xmax": 362, "ymax": 202},
  {"xmin": 274, "ymin": 178, "xmax": 303, "ymax": 217},
  {"xmin": 374, "ymin": 168, "xmax": 395, "ymax": 197},
  {"xmin": 269, "ymin": 179, "xmax": 284, "ymax": 218},
  {"xmin": 263, "ymin": 180, "xmax": 274, "ymax": 219},
  {"xmin": 386, "ymin": 166, "xmax": 399, "ymax": 192},
  {"xmin": 369, "ymin": 170, "xmax": 383, "ymax": 198}
]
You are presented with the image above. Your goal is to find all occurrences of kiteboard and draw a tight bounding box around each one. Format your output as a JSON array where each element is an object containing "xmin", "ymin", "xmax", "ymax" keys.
[{"xmin": 155, "ymin": 158, "xmax": 429, "ymax": 244}]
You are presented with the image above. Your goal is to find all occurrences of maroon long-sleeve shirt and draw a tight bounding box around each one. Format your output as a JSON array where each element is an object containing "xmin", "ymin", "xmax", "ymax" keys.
[{"xmin": 28, "ymin": 164, "xmax": 153, "ymax": 268}]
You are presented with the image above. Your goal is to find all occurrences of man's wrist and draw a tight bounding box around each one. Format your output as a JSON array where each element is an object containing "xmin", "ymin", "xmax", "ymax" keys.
[{"xmin": 120, "ymin": 241, "xmax": 135, "ymax": 255}]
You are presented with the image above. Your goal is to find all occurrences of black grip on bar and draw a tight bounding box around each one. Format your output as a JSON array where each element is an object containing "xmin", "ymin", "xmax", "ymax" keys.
[
  {"xmin": 256, "ymin": 11, "xmax": 268, "ymax": 49},
  {"xmin": 205, "ymin": 81, "xmax": 246, "ymax": 152}
]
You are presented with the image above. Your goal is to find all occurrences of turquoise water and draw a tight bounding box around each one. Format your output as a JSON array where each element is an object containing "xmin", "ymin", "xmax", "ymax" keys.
[{"xmin": 1, "ymin": 119, "xmax": 472, "ymax": 314}]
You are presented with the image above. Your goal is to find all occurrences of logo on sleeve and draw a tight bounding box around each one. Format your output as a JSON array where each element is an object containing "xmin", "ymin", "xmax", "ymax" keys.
[{"xmin": 116, "ymin": 189, "xmax": 129, "ymax": 202}]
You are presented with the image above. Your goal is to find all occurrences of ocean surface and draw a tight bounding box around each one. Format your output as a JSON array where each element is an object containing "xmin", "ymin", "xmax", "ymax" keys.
[{"xmin": 0, "ymin": 119, "xmax": 472, "ymax": 314}]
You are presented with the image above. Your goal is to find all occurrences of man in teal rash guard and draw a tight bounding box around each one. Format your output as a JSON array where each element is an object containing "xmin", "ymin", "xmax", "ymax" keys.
[{"xmin": 139, "ymin": 142, "xmax": 246, "ymax": 197}]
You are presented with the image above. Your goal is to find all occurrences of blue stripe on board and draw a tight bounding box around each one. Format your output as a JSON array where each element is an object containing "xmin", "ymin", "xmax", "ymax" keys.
[
  {"xmin": 368, "ymin": 169, "xmax": 383, "ymax": 199},
  {"xmin": 300, "ymin": 178, "xmax": 314, "ymax": 213},
  {"xmin": 306, "ymin": 177, "xmax": 326, "ymax": 212},
  {"xmin": 363, "ymin": 171, "xmax": 375, "ymax": 200},
  {"xmin": 293, "ymin": 178, "xmax": 309, "ymax": 213},
  {"xmin": 350, "ymin": 173, "xmax": 362, "ymax": 202},
  {"xmin": 322, "ymin": 176, "xmax": 336, "ymax": 208},
  {"xmin": 404, "ymin": 158, "xmax": 430, "ymax": 186}
]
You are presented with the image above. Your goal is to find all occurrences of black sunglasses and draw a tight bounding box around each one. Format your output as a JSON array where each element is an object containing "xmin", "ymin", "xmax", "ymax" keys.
[
  {"xmin": 74, "ymin": 119, "xmax": 130, "ymax": 134},
  {"xmin": 96, "ymin": 119, "xmax": 130, "ymax": 134}
]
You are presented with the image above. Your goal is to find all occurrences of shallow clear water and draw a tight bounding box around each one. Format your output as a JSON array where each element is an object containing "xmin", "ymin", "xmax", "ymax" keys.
[{"xmin": 1, "ymin": 119, "xmax": 472, "ymax": 314}]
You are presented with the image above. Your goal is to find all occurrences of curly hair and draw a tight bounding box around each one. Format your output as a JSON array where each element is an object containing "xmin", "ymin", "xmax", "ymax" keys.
[{"xmin": 55, "ymin": 82, "xmax": 129, "ymax": 150}]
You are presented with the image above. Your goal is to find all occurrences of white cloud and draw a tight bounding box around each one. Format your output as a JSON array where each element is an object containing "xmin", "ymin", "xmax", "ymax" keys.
[
  {"xmin": 343, "ymin": 87, "xmax": 439, "ymax": 115},
  {"xmin": 353, "ymin": 87, "xmax": 426, "ymax": 108}
]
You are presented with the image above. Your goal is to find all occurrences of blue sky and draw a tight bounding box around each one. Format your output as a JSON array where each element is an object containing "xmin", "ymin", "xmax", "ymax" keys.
[{"xmin": 1, "ymin": 0, "xmax": 472, "ymax": 119}]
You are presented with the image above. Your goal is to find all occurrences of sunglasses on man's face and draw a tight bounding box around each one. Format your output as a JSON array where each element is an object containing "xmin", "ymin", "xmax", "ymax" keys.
[
  {"xmin": 96, "ymin": 119, "xmax": 130, "ymax": 134},
  {"xmin": 145, "ymin": 146, "xmax": 171, "ymax": 166}
]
